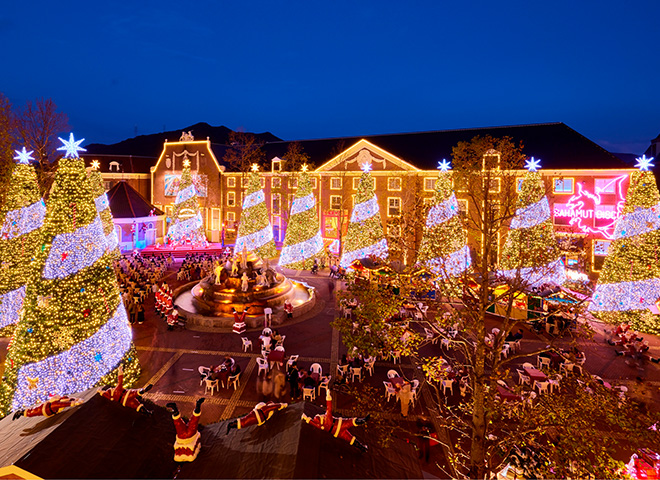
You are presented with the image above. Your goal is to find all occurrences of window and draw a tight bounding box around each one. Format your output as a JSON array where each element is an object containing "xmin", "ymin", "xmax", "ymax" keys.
[
  {"xmin": 226, "ymin": 211, "xmax": 236, "ymax": 222},
  {"xmin": 227, "ymin": 177, "xmax": 236, "ymax": 188},
  {"xmin": 272, "ymin": 159, "xmax": 281, "ymax": 172},
  {"xmin": 388, "ymin": 197, "xmax": 401, "ymax": 217},
  {"xmin": 311, "ymin": 177, "xmax": 318, "ymax": 189},
  {"xmin": 595, "ymin": 178, "xmax": 616, "ymax": 194},
  {"xmin": 165, "ymin": 205, "xmax": 173, "ymax": 218},
  {"xmin": 289, "ymin": 177, "xmax": 298, "ymax": 189},
  {"xmin": 103, "ymin": 181, "xmax": 111, "ymax": 191},
  {"xmin": 488, "ymin": 178, "xmax": 501, "ymax": 193},
  {"xmin": 272, "ymin": 193, "xmax": 281, "ymax": 215},
  {"xmin": 241, "ymin": 176, "xmax": 249, "ymax": 188},
  {"xmin": 353, "ymin": 177, "xmax": 360, "ymax": 190},
  {"xmin": 211, "ymin": 208, "xmax": 221, "ymax": 230},
  {"xmin": 227, "ymin": 191, "xmax": 236, "ymax": 207},
  {"xmin": 330, "ymin": 195, "xmax": 342, "ymax": 210},
  {"xmin": 272, "ymin": 177, "xmax": 281, "ymax": 189},
  {"xmin": 594, "ymin": 240, "xmax": 611, "ymax": 256},
  {"xmin": 482, "ymin": 149, "xmax": 500, "ymax": 170},
  {"xmin": 457, "ymin": 199, "xmax": 468, "ymax": 215},
  {"xmin": 554, "ymin": 178, "xmax": 574, "ymax": 194},
  {"xmin": 424, "ymin": 178, "xmax": 436, "ymax": 191},
  {"xmin": 330, "ymin": 177, "xmax": 342, "ymax": 190},
  {"xmin": 388, "ymin": 177, "xmax": 402, "ymax": 191},
  {"xmin": 261, "ymin": 177, "xmax": 266, "ymax": 188}
]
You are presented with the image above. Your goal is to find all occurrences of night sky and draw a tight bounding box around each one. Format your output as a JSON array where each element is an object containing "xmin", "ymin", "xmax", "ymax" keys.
[{"xmin": 2, "ymin": 1, "xmax": 658, "ymax": 154}]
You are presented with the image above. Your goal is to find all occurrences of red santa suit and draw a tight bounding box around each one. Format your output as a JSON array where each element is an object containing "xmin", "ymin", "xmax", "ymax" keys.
[
  {"xmin": 172, "ymin": 409, "xmax": 202, "ymax": 462},
  {"xmin": 98, "ymin": 368, "xmax": 148, "ymax": 413},
  {"xmin": 235, "ymin": 401, "xmax": 288, "ymax": 429},
  {"xmin": 232, "ymin": 310, "xmax": 247, "ymax": 334},
  {"xmin": 301, "ymin": 391, "xmax": 367, "ymax": 448},
  {"xmin": 22, "ymin": 396, "xmax": 82, "ymax": 418}
]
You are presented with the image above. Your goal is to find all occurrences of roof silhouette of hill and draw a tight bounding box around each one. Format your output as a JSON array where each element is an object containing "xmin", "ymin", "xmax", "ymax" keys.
[{"xmin": 85, "ymin": 122, "xmax": 282, "ymax": 157}]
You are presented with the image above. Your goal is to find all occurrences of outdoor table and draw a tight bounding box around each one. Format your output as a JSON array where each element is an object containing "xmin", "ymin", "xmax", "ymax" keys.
[
  {"xmin": 211, "ymin": 366, "xmax": 230, "ymax": 388},
  {"xmin": 497, "ymin": 385, "xmax": 522, "ymax": 402},
  {"xmin": 268, "ymin": 350, "xmax": 285, "ymax": 368},
  {"xmin": 549, "ymin": 351, "xmax": 565, "ymax": 369},
  {"xmin": 524, "ymin": 367, "xmax": 547, "ymax": 384},
  {"xmin": 390, "ymin": 376, "xmax": 406, "ymax": 388}
]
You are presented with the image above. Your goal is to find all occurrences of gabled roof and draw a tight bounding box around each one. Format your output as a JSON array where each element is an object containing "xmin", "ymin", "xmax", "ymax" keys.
[{"xmin": 107, "ymin": 181, "xmax": 164, "ymax": 218}]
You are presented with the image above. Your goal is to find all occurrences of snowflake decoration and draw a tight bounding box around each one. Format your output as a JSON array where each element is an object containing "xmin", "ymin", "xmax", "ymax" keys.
[
  {"xmin": 57, "ymin": 133, "xmax": 86, "ymax": 159},
  {"xmin": 183, "ymin": 157, "xmax": 190, "ymax": 167},
  {"xmin": 360, "ymin": 162, "xmax": 372, "ymax": 173},
  {"xmin": 301, "ymin": 164, "xmax": 309, "ymax": 172},
  {"xmin": 90, "ymin": 160, "xmax": 100, "ymax": 170},
  {"xmin": 437, "ymin": 159, "xmax": 452, "ymax": 172},
  {"xmin": 525, "ymin": 157, "xmax": 541, "ymax": 172},
  {"xmin": 251, "ymin": 163, "xmax": 260, "ymax": 172},
  {"xmin": 635, "ymin": 154, "xmax": 655, "ymax": 171},
  {"xmin": 14, "ymin": 147, "xmax": 35, "ymax": 165}
]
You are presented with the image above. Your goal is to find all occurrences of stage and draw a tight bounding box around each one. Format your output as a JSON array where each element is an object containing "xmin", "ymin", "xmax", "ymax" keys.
[{"xmin": 139, "ymin": 242, "xmax": 229, "ymax": 258}]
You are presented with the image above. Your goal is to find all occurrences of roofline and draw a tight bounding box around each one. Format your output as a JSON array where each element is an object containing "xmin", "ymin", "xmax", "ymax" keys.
[{"xmin": 314, "ymin": 139, "xmax": 420, "ymax": 172}]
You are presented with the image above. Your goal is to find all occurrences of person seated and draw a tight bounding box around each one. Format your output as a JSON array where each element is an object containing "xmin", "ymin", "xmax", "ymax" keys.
[
  {"xmin": 505, "ymin": 328, "xmax": 524, "ymax": 342},
  {"xmin": 271, "ymin": 330, "xmax": 283, "ymax": 345},
  {"xmin": 223, "ymin": 355, "xmax": 235, "ymax": 370},
  {"xmin": 303, "ymin": 374, "xmax": 317, "ymax": 388},
  {"xmin": 350, "ymin": 355, "xmax": 364, "ymax": 368},
  {"xmin": 230, "ymin": 363, "xmax": 241, "ymax": 376}
]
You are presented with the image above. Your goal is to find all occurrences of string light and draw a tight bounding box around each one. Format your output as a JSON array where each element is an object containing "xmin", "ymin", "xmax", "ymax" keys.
[
  {"xmin": 235, "ymin": 170, "xmax": 276, "ymax": 259},
  {"xmin": 635, "ymin": 154, "xmax": 654, "ymax": 172},
  {"xmin": 1, "ymin": 200, "xmax": 46, "ymax": 240},
  {"xmin": 166, "ymin": 157, "xmax": 207, "ymax": 247},
  {"xmin": 340, "ymin": 238, "xmax": 388, "ymax": 268},
  {"xmin": 500, "ymin": 257, "xmax": 566, "ymax": 289},
  {"xmin": 590, "ymin": 278, "xmax": 660, "ymax": 312},
  {"xmin": 524, "ymin": 157, "xmax": 541, "ymax": 172},
  {"xmin": 349, "ymin": 196, "xmax": 380, "ymax": 223},
  {"xmin": 437, "ymin": 159, "xmax": 451, "ymax": 172},
  {"xmin": 289, "ymin": 192, "xmax": 315, "ymax": 216},
  {"xmin": 0, "ymin": 286, "xmax": 26, "ymax": 330},
  {"xmin": 612, "ymin": 202, "xmax": 660, "ymax": 240},
  {"xmin": 510, "ymin": 197, "xmax": 551, "ymax": 230},
  {"xmin": 13, "ymin": 147, "xmax": 34, "ymax": 165},
  {"xmin": 425, "ymin": 195, "xmax": 459, "ymax": 228},
  {"xmin": 279, "ymin": 231, "xmax": 324, "ymax": 266},
  {"xmin": 57, "ymin": 133, "xmax": 86, "ymax": 159},
  {"xmin": 242, "ymin": 190, "xmax": 265, "ymax": 210},
  {"xmin": 43, "ymin": 216, "xmax": 106, "ymax": 279},
  {"xmin": 89, "ymin": 170, "xmax": 120, "ymax": 257},
  {"xmin": 426, "ymin": 245, "xmax": 472, "ymax": 277}
]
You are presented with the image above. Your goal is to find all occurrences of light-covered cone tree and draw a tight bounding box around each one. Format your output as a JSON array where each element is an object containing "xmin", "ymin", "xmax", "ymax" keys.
[
  {"xmin": 88, "ymin": 161, "xmax": 119, "ymax": 256},
  {"xmin": 590, "ymin": 155, "xmax": 660, "ymax": 334},
  {"xmin": 0, "ymin": 148, "xmax": 46, "ymax": 335},
  {"xmin": 417, "ymin": 159, "xmax": 471, "ymax": 295},
  {"xmin": 165, "ymin": 157, "xmax": 207, "ymax": 247},
  {"xmin": 235, "ymin": 164, "xmax": 277, "ymax": 259},
  {"xmin": 500, "ymin": 157, "xmax": 565, "ymax": 288},
  {"xmin": 278, "ymin": 165, "xmax": 323, "ymax": 269},
  {"xmin": 339, "ymin": 163, "xmax": 388, "ymax": 268},
  {"xmin": 0, "ymin": 134, "xmax": 140, "ymax": 416}
]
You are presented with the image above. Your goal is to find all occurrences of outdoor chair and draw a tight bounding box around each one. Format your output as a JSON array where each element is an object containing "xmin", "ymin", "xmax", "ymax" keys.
[
  {"xmin": 310, "ymin": 363, "xmax": 323, "ymax": 376},
  {"xmin": 241, "ymin": 337, "xmax": 253, "ymax": 352},
  {"xmin": 287, "ymin": 355, "xmax": 299, "ymax": 369},
  {"xmin": 227, "ymin": 372, "xmax": 241, "ymax": 390},
  {"xmin": 538, "ymin": 356, "xmax": 551, "ymax": 370},
  {"xmin": 411, "ymin": 379, "xmax": 420, "ymax": 404},
  {"xmin": 336, "ymin": 364, "xmax": 349, "ymax": 380},
  {"xmin": 535, "ymin": 381, "xmax": 550, "ymax": 395},
  {"xmin": 256, "ymin": 357, "xmax": 269, "ymax": 376},
  {"xmin": 548, "ymin": 374, "xmax": 562, "ymax": 393},
  {"xmin": 391, "ymin": 350, "xmax": 401, "ymax": 364},
  {"xmin": 363, "ymin": 358, "xmax": 375, "ymax": 376},
  {"xmin": 302, "ymin": 386, "xmax": 316, "ymax": 402},
  {"xmin": 318, "ymin": 375, "xmax": 331, "ymax": 397},
  {"xmin": 387, "ymin": 369, "xmax": 399, "ymax": 379},
  {"xmin": 441, "ymin": 379, "xmax": 454, "ymax": 397},
  {"xmin": 204, "ymin": 378, "xmax": 219, "ymax": 396},
  {"xmin": 383, "ymin": 381, "xmax": 397, "ymax": 402},
  {"xmin": 522, "ymin": 362, "xmax": 535, "ymax": 370},
  {"xmin": 350, "ymin": 367, "xmax": 362, "ymax": 383},
  {"xmin": 517, "ymin": 369, "xmax": 531, "ymax": 385},
  {"xmin": 198, "ymin": 366, "xmax": 210, "ymax": 386}
]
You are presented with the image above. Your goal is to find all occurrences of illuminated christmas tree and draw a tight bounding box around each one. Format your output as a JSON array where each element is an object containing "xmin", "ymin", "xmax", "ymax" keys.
[
  {"xmin": 279, "ymin": 165, "xmax": 323, "ymax": 269},
  {"xmin": 0, "ymin": 134, "xmax": 140, "ymax": 416},
  {"xmin": 0, "ymin": 148, "xmax": 46, "ymax": 335},
  {"xmin": 340, "ymin": 162, "xmax": 388, "ymax": 268},
  {"xmin": 235, "ymin": 164, "xmax": 277, "ymax": 259},
  {"xmin": 589, "ymin": 155, "xmax": 660, "ymax": 334},
  {"xmin": 500, "ymin": 157, "xmax": 565, "ymax": 288},
  {"xmin": 417, "ymin": 160, "xmax": 470, "ymax": 288},
  {"xmin": 88, "ymin": 161, "xmax": 119, "ymax": 256},
  {"xmin": 165, "ymin": 157, "xmax": 207, "ymax": 247}
]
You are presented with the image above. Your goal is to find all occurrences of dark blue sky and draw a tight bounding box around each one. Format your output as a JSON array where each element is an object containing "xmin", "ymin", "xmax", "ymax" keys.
[{"xmin": 2, "ymin": 1, "xmax": 658, "ymax": 154}]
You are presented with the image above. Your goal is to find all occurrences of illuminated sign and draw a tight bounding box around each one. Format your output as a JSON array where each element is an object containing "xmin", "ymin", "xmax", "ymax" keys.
[{"xmin": 553, "ymin": 175, "xmax": 628, "ymax": 239}]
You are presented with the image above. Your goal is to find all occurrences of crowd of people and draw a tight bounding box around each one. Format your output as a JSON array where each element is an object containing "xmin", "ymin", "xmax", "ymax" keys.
[{"xmin": 176, "ymin": 251, "xmax": 231, "ymax": 282}]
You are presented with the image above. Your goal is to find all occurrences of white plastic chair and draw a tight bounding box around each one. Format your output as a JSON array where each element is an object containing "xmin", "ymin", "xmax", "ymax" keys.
[
  {"xmin": 336, "ymin": 363, "xmax": 349, "ymax": 379},
  {"xmin": 198, "ymin": 366, "xmax": 210, "ymax": 386},
  {"xmin": 517, "ymin": 369, "xmax": 531, "ymax": 385},
  {"xmin": 310, "ymin": 363, "xmax": 323, "ymax": 376},
  {"xmin": 411, "ymin": 379, "xmax": 420, "ymax": 404},
  {"xmin": 535, "ymin": 381, "xmax": 550, "ymax": 395},
  {"xmin": 510, "ymin": 339, "xmax": 521, "ymax": 353},
  {"xmin": 274, "ymin": 345, "xmax": 285, "ymax": 352},
  {"xmin": 318, "ymin": 375, "xmax": 331, "ymax": 397},
  {"xmin": 351, "ymin": 367, "xmax": 362, "ymax": 383},
  {"xmin": 441, "ymin": 338, "xmax": 452, "ymax": 350},
  {"xmin": 492, "ymin": 327, "xmax": 500, "ymax": 336},
  {"xmin": 277, "ymin": 335, "xmax": 286, "ymax": 347},
  {"xmin": 391, "ymin": 351, "xmax": 401, "ymax": 364},
  {"xmin": 262, "ymin": 327, "xmax": 272, "ymax": 336},
  {"xmin": 241, "ymin": 337, "xmax": 252, "ymax": 352},
  {"xmin": 227, "ymin": 372, "xmax": 241, "ymax": 390},
  {"xmin": 522, "ymin": 362, "xmax": 535, "ymax": 370},
  {"xmin": 287, "ymin": 355, "xmax": 299, "ymax": 369},
  {"xmin": 363, "ymin": 358, "xmax": 375, "ymax": 377},
  {"xmin": 538, "ymin": 356, "xmax": 551, "ymax": 370},
  {"xmin": 383, "ymin": 381, "xmax": 396, "ymax": 402},
  {"xmin": 302, "ymin": 386, "xmax": 316, "ymax": 401},
  {"xmin": 441, "ymin": 379, "xmax": 454, "ymax": 396},
  {"xmin": 560, "ymin": 362, "xmax": 576, "ymax": 376},
  {"xmin": 204, "ymin": 378, "xmax": 218, "ymax": 395},
  {"xmin": 256, "ymin": 357, "xmax": 269, "ymax": 376},
  {"xmin": 387, "ymin": 369, "xmax": 399, "ymax": 379}
]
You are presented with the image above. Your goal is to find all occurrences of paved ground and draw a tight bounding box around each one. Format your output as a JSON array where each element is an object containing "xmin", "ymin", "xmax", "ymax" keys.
[{"xmin": 2, "ymin": 260, "xmax": 659, "ymax": 478}]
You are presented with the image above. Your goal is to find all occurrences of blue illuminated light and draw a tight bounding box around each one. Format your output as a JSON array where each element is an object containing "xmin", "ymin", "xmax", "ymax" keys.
[{"xmin": 57, "ymin": 133, "xmax": 86, "ymax": 159}]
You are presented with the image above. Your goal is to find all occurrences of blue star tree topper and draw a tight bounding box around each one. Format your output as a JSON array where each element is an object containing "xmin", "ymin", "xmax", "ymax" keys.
[
  {"xmin": 437, "ymin": 159, "xmax": 452, "ymax": 172},
  {"xmin": 13, "ymin": 147, "xmax": 35, "ymax": 164},
  {"xmin": 57, "ymin": 133, "xmax": 86, "ymax": 159},
  {"xmin": 635, "ymin": 154, "xmax": 655, "ymax": 171},
  {"xmin": 360, "ymin": 162, "xmax": 372, "ymax": 172},
  {"xmin": 524, "ymin": 157, "xmax": 541, "ymax": 172}
]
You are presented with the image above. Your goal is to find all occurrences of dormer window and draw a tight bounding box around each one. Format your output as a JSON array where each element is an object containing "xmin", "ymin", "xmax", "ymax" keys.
[{"xmin": 272, "ymin": 158, "xmax": 282, "ymax": 172}]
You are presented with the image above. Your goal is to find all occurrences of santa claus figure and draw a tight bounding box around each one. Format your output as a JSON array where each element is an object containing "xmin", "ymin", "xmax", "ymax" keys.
[
  {"xmin": 98, "ymin": 365, "xmax": 153, "ymax": 414},
  {"xmin": 226, "ymin": 401, "xmax": 288, "ymax": 434},
  {"xmin": 166, "ymin": 398, "xmax": 205, "ymax": 462},
  {"xmin": 232, "ymin": 308, "xmax": 246, "ymax": 334},
  {"xmin": 301, "ymin": 390, "xmax": 369, "ymax": 452},
  {"xmin": 12, "ymin": 395, "xmax": 83, "ymax": 420}
]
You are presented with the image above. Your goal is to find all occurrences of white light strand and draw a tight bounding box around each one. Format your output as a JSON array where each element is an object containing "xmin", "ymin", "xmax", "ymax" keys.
[
  {"xmin": 340, "ymin": 238, "xmax": 389, "ymax": 268},
  {"xmin": 278, "ymin": 231, "xmax": 324, "ymax": 267},
  {"xmin": 167, "ymin": 213, "xmax": 203, "ymax": 238},
  {"xmin": 589, "ymin": 278, "xmax": 660, "ymax": 312},
  {"xmin": 350, "ymin": 196, "xmax": 380, "ymax": 224},
  {"xmin": 175, "ymin": 184, "xmax": 197, "ymax": 205},
  {"xmin": 612, "ymin": 202, "xmax": 660, "ymax": 240},
  {"xmin": 510, "ymin": 197, "xmax": 551, "ymax": 230},
  {"xmin": 43, "ymin": 216, "xmax": 106, "ymax": 280},
  {"xmin": 0, "ymin": 200, "xmax": 46, "ymax": 241},
  {"xmin": 94, "ymin": 193, "xmax": 109, "ymax": 214},
  {"xmin": 242, "ymin": 190, "xmax": 265, "ymax": 210},
  {"xmin": 106, "ymin": 229, "xmax": 119, "ymax": 252},
  {"xmin": 0, "ymin": 285, "xmax": 26, "ymax": 329},
  {"xmin": 12, "ymin": 302, "xmax": 133, "ymax": 411},
  {"xmin": 499, "ymin": 257, "xmax": 566, "ymax": 289},
  {"xmin": 290, "ymin": 193, "xmax": 315, "ymax": 216},
  {"xmin": 235, "ymin": 224, "xmax": 274, "ymax": 253},
  {"xmin": 425, "ymin": 245, "xmax": 472, "ymax": 278},
  {"xmin": 425, "ymin": 194, "xmax": 459, "ymax": 228}
]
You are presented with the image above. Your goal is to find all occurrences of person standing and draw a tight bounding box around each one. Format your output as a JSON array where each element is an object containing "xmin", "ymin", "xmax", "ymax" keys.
[
  {"xmin": 264, "ymin": 306, "xmax": 273, "ymax": 328},
  {"xmin": 288, "ymin": 362, "xmax": 300, "ymax": 399},
  {"xmin": 398, "ymin": 381, "xmax": 413, "ymax": 417},
  {"xmin": 284, "ymin": 300, "xmax": 293, "ymax": 319}
]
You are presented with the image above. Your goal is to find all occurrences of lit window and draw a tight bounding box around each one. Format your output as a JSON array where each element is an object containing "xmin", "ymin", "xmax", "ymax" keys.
[
  {"xmin": 241, "ymin": 176, "xmax": 249, "ymax": 188},
  {"xmin": 388, "ymin": 177, "xmax": 402, "ymax": 191},
  {"xmin": 311, "ymin": 177, "xmax": 318, "ymax": 189},
  {"xmin": 226, "ymin": 192, "xmax": 235, "ymax": 207},
  {"xmin": 488, "ymin": 178, "xmax": 501, "ymax": 193},
  {"xmin": 424, "ymin": 178, "xmax": 436, "ymax": 191},
  {"xmin": 226, "ymin": 211, "xmax": 236, "ymax": 222},
  {"xmin": 290, "ymin": 177, "xmax": 298, "ymax": 189},
  {"xmin": 388, "ymin": 197, "xmax": 401, "ymax": 217},
  {"xmin": 353, "ymin": 177, "xmax": 360, "ymax": 190},
  {"xmin": 330, "ymin": 177, "xmax": 342, "ymax": 190},
  {"xmin": 595, "ymin": 178, "xmax": 616, "ymax": 194},
  {"xmin": 330, "ymin": 195, "xmax": 342, "ymax": 210},
  {"xmin": 482, "ymin": 149, "xmax": 500, "ymax": 170},
  {"xmin": 594, "ymin": 240, "xmax": 611, "ymax": 256},
  {"xmin": 227, "ymin": 177, "xmax": 236, "ymax": 188},
  {"xmin": 211, "ymin": 208, "xmax": 221, "ymax": 230},
  {"xmin": 457, "ymin": 199, "xmax": 468, "ymax": 215},
  {"xmin": 272, "ymin": 177, "xmax": 281, "ymax": 189},
  {"xmin": 272, "ymin": 193, "xmax": 281, "ymax": 215},
  {"xmin": 554, "ymin": 178, "xmax": 574, "ymax": 194},
  {"xmin": 261, "ymin": 177, "xmax": 266, "ymax": 188}
]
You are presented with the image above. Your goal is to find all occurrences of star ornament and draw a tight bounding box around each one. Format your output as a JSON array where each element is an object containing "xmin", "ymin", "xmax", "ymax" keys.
[
  {"xmin": 635, "ymin": 154, "xmax": 655, "ymax": 171},
  {"xmin": 90, "ymin": 160, "xmax": 100, "ymax": 170},
  {"xmin": 437, "ymin": 159, "xmax": 452, "ymax": 172},
  {"xmin": 57, "ymin": 133, "xmax": 86, "ymax": 159},
  {"xmin": 251, "ymin": 163, "xmax": 260, "ymax": 172},
  {"xmin": 525, "ymin": 157, "xmax": 542, "ymax": 172},
  {"xmin": 14, "ymin": 147, "xmax": 35, "ymax": 165},
  {"xmin": 301, "ymin": 164, "xmax": 309, "ymax": 173},
  {"xmin": 183, "ymin": 158, "xmax": 191, "ymax": 167},
  {"xmin": 360, "ymin": 162, "xmax": 372, "ymax": 173}
]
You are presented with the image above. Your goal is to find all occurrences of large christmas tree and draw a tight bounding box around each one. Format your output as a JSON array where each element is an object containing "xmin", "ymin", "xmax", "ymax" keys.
[
  {"xmin": 417, "ymin": 160, "xmax": 471, "ymax": 286},
  {"xmin": 279, "ymin": 165, "xmax": 323, "ymax": 269},
  {"xmin": 88, "ymin": 161, "xmax": 119, "ymax": 256},
  {"xmin": 235, "ymin": 164, "xmax": 277, "ymax": 259},
  {"xmin": 589, "ymin": 155, "xmax": 660, "ymax": 334},
  {"xmin": 0, "ymin": 148, "xmax": 46, "ymax": 334},
  {"xmin": 340, "ymin": 163, "xmax": 388, "ymax": 268},
  {"xmin": 0, "ymin": 134, "xmax": 140, "ymax": 415},
  {"xmin": 500, "ymin": 158, "xmax": 565, "ymax": 288},
  {"xmin": 165, "ymin": 157, "xmax": 207, "ymax": 247}
]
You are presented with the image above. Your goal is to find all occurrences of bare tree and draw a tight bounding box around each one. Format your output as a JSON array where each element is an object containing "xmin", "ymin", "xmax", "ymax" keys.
[
  {"xmin": 0, "ymin": 93, "xmax": 14, "ymax": 208},
  {"xmin": 223, "ymin": 130, "xmax": 266, "ymax": 174}
]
